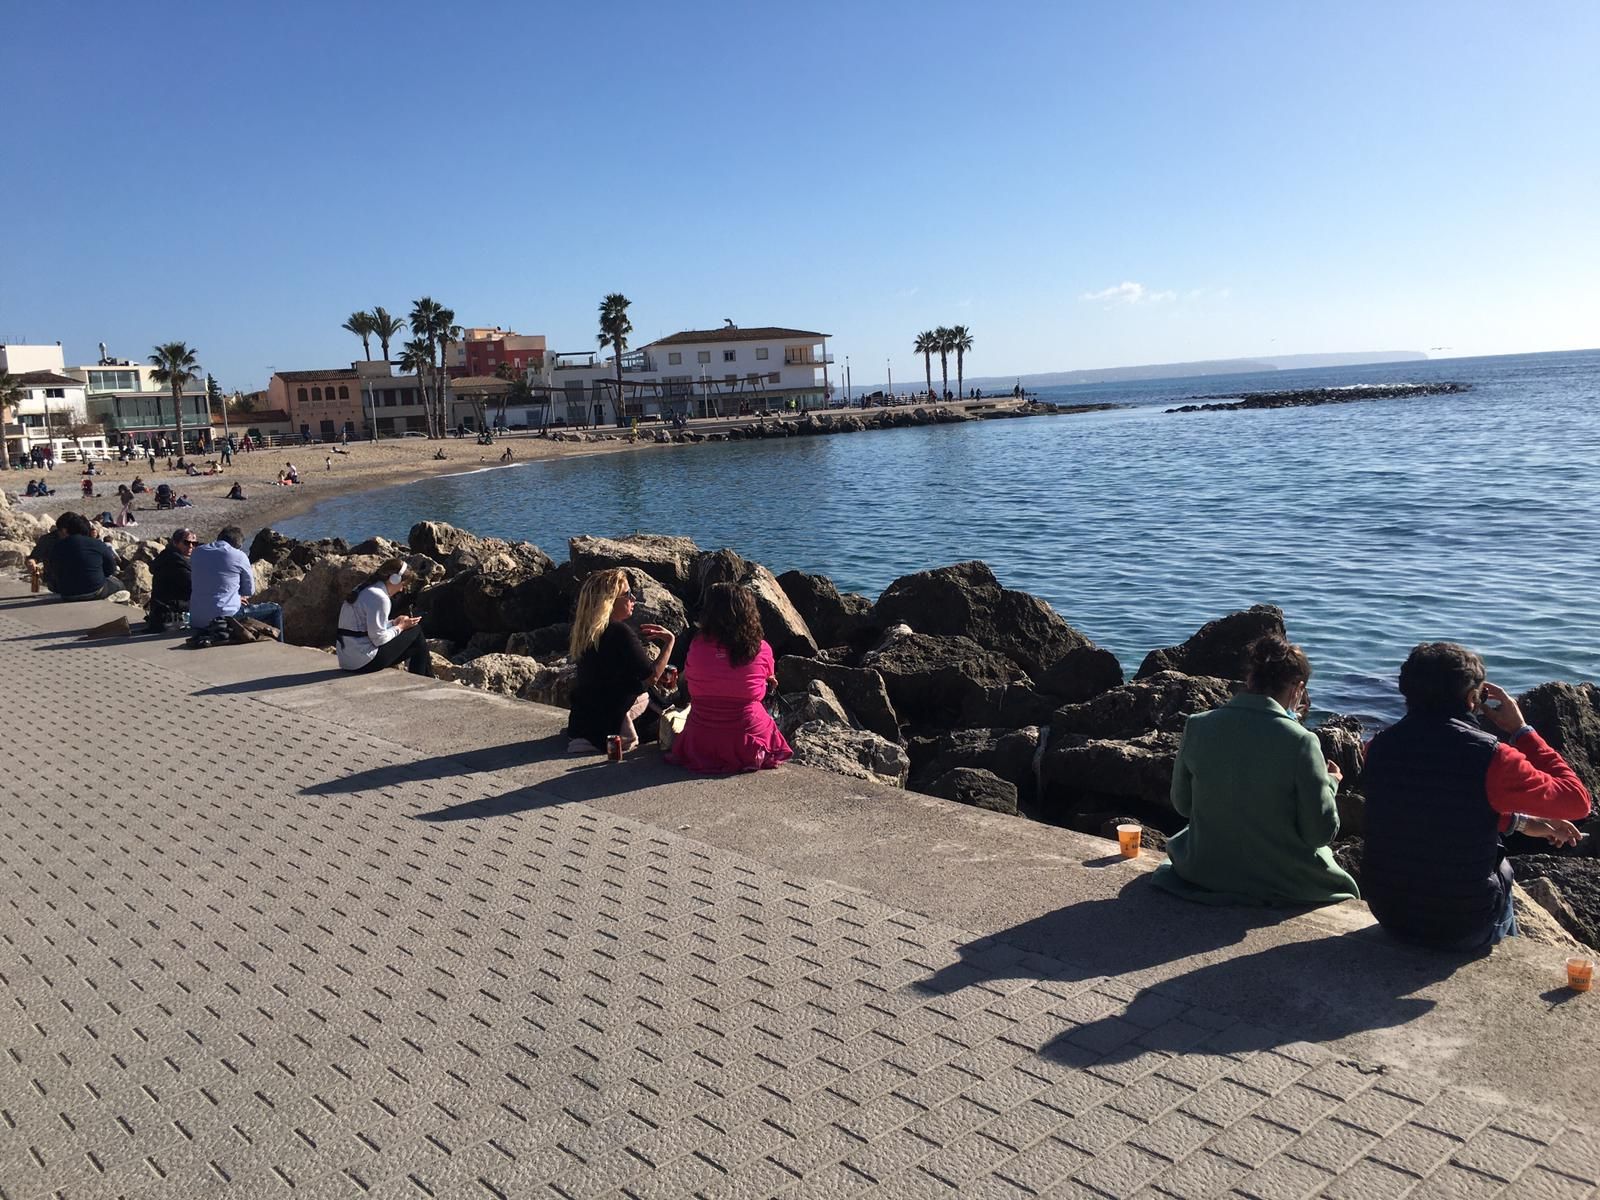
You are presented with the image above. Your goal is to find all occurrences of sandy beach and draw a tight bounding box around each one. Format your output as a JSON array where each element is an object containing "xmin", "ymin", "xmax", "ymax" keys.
[{"xmin": 6, "ymin": 430, "xmax": 656, "ymax": 542}]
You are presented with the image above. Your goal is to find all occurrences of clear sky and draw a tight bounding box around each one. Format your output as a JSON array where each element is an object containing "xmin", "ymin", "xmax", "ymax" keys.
[{"xmin": 5, "ymin": 1, "xmax": 1596, "ymax": 391}]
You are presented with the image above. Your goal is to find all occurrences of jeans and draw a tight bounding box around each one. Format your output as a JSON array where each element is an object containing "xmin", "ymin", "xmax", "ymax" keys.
[
  {"xmin": 237, "ymin": 602, "xmax": 284, "ymax": 638},
  {"xmin": 59, "ymin": 577, "xmax": 125, "ymax": 602}
]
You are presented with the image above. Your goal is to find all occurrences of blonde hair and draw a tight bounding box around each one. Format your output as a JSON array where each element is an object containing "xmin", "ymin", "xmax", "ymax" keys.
[{"xmin": 569, "ymin": 568, "xmax": 631, "ymax": 660}]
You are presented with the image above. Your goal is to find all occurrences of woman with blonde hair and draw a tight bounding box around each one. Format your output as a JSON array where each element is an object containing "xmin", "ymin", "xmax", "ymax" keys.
[{"xmin": 565, "ymin": 568, "xmax": 675, "ymax": 754}]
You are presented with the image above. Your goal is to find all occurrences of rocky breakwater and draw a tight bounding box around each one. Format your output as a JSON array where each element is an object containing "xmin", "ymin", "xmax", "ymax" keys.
[{"xmin": 1166, "ymin": 381, "xmax": 1470, "ymax": 413}]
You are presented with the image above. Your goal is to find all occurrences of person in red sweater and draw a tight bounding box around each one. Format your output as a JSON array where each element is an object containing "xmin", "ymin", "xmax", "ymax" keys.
[{"xmin": 1362, "ymin": 642, "xmax": 1591, "ymax": 950}]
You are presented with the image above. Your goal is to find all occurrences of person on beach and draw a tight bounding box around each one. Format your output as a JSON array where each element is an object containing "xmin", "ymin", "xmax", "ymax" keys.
[
  {"xmin": 284, "ymin": 462, "xmax": 300, "ymax": 484},
  {"xmin": 189, "ymin": 526, "xmax": 283, "ymax": 638},
  {"xmin": 335, "ymin": 559, "xmax": 432, "ymax": 676},
  {"xmin": 1362, "ymin": 643, "xmax": 1590, "ymax": 950},
  {"xmin": 565, "ymin": 569, "xmax": 675, "ymax": 755},
  {"xmin": 46, "ymin": 512, "xmax": 125, "ymax": 602},
  {"xmin": 500, "ymin": 447, "xmax": 513, "ymax": 463},
  {"xmin": 1153, "ymin": 635, "xmax": 1358, "ymax": 907},
  {"xmin": 226, "ymin": 481, "xmax": 245, "ymax": 500},
  {"xmin": 665, "ymin": 583, "xmax": 792, "ymax": 775},
  {"xmin": 147, "ymin": 528, "xmax": 197, "ymax": 632}
]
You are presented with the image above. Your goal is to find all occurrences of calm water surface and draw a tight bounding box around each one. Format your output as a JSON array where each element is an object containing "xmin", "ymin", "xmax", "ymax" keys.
[{"xmin": 283, "ymin": 350, "xmax": 1600, "ymax": 723}]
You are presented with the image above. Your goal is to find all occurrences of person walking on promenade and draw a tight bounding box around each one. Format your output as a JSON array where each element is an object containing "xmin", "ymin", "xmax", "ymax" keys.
[
  {"xmin": 1362, "ymin": 642, "xmax": 1590, "ymax": 950},
  {"xmin": 1153, "ymin": 635, "xmax": 1357, "ymax": 906},
  {"xmin": 565, "ymin": 569, "xmax": 674, "ymax": 755},
  {"xmin": 335, "ymin": 559, "xmax": 432, "ymax": 676},
  {"xmin": 665, "ymin": 582, "xmax": 792, "ymax": 775},
  {"xmin": 189, "ymin": 526, "xmax": 283, "ymax": 638}
]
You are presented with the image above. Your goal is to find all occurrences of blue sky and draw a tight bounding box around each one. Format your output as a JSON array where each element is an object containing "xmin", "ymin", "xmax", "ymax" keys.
[{"xmin": 5, "ymin": 1, "xmax": 1596, "ymax": 391}]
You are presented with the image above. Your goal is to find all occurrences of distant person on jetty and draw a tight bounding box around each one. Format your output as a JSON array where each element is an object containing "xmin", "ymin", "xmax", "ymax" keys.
[
  {"xmin": 189, "ymin": 526, "xmax": 283, "ymax": 638},
  {"xmin": 1154, "ymin": 635, "xmax": 1357, "ymax": 906},
  {"xmin": 146, "ymin": 528, "xmax": 197, "ymax": 632},
  {"xmin": 1362, "ymin": 643, "xmax": 1590, "ymax": 950},
  {"xmin": 665, "ymin": 582, "xmax": 792, "ymax": 775},
  {"xmin": 40, "ymin": 512, "xmax": 125, "ymax": 602},
  {"xmin": 335, "ymin": 559, "xmax": 432, "ymax": 677},
  {"xmin": 565, "ymin": 569, "xmax": 675, "ymax": 755}
]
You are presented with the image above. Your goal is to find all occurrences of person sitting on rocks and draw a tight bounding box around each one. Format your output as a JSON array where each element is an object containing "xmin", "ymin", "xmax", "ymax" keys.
[
  {"xmin": 1153, "ymin": 635, "xmax": 1358, "ymax": 907},
  {"xmin": 665, "ymin": 582, "xmax": 792, "ymax": 775},
  {"xmin": 189, "ymin": 525, "xmax": 283, "ymax": 639},
  {"xmin": 335, "ymin": 559, "xmax": 432, "ymax": 676},
  {"xmin": 48, "ymin": 512, "xmax": 126, "ymax": 603},
  {"xmin": 565, "ymin": 568, "xmax": 674, "ymax": 756},
  {"xmin": 1362, "ymin": 643, "xmax": 1590, "ymax": 950},
  {"xmin": 147, "ymin": 528, "xmax": 197, "ymax": 632}
]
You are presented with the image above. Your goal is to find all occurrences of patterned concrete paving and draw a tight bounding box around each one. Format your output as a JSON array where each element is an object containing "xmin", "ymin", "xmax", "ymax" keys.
[{"xmin": 0, "ymin": 602, "xmax": 1595, "ymax": 1199}]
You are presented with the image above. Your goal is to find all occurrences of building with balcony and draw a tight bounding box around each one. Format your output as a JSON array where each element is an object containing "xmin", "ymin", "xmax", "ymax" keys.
[
  {"xmin": 63, "ymin": 356, "xmax": 215, "ymax": 447},
  {"xmin": 1, "ymin": 343, "xmax": 109, "ymax": 460},
  {"xmin": 447, "ymin": 327, "xmax": 548, "ymax": 379}
]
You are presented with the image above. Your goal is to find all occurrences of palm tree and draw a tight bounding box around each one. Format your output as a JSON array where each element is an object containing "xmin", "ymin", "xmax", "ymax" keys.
[
  {"xmin": 933, "ymin": 326, "xmax": 953, "ymax": 403},
  {"xmin": 408, "ymin": 298, "xmax": 458, "ymax": 437},
  {"xmin": 913, "ymin": 331, "xmax": 937, "ymax": 400},
  {"xmin": 149, "ymin": 342, "xmax": 200, "ymax": 450},
  {"xmin": 342, "ymin": 311, "xmax": 377, "ymax": 359},
  {"xmin": 949, "ymin": 325, "xmax": 974, "ymax": 400},
  {"xmin": 597, "ymin": 293, "xmax": 632, "ymax": 427},
  {"xmin": 371, "ymin": 307, "xmax": 406, "ymax": 362},
  {"xmin": 398, "ymin": 338, "xmax": 432, "ymax": 436},
  {"xmin": 0, "ymin": 370, "xmax": 20, "ymax": 470}
]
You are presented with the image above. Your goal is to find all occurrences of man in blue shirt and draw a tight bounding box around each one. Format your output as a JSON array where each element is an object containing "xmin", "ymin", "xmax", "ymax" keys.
[{"xmin": 188, "ymin": 526, "xmax": 283, "ymax": 638}]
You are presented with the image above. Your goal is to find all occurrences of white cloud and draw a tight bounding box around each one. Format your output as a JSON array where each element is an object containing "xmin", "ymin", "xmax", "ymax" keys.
[{"xmin": 1080, "ymin": 281, "xmax": 1175, "ymax": 306}]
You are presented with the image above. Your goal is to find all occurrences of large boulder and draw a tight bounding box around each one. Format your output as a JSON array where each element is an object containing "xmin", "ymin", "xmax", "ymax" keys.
[
  {"xmin": 255, "ymin": 553, "xmax": 393, "ymax": 645},
  {"xmin": 117, "ymin": 560, "xmax": 153, "ymax": 606},
  {"xmin": 1039, "ymin": 731, "xmax": 1183, "ymax": 826},
  {"xmin": 1512, "ymin": 856, "xmax": 1600, "ymax": 950},
  {"xmin": 1315, "ymin": 715, "xmax": 1368, "ymax": 835},
  {"xmin": 1519, "ymin": 682, "xmax": 1600, "ymax": 802},
  {"xmin": 0, "ymin": 539, "xmax": 34, "ymax": 569},
  {"xmin": 247, "ymin": 527, "xmax": 297, "ymax": 566},
  {"xmin": 775, "ymin": 570, "xmax": 875, "ymax": 650},
  {"xmin": 1035, "ymin": 646, "xmax": 1125, "ymax": 703},
  {"xmin": 1136, "ymin": 606, "xmax": 1286, "ymax": 681},
  {"xmin": 415, "ymin": 553, "xmax": 566, "ymax": 644},
  {"xmin": 790, "ymin": 721, "xmax": 909, "ymax": 788},
  {"xmin": 454, "ymin": 653, "xmax": 575, "ymax": 708},
  {"xmin": 694, "ymin": 548, "xmax": 818, "ymax": 659},
  {"xmin": 1050, "ymin": 671, "xmax": 1233, "ymax": 743},
  {"xmin": 872, "ymin": 561, "xmax": 1097, "ymax": 679},
  {"xmin": 775, "ymin": 680, "xmax": 854, "ymax": 740},
  {"xmin": 926, "ymin": 767, "xmax": 1019, "ymax": 816},
  {"xmin": 909, "ymin": 726, "xmax": 1043, "ymax": 806},
  {"xmin": 506, "ymin": 623, "xmax": 572, "ymax": 660},
  {"xmin": 774, "ymin": 656, "xmax": 901, "ymax": 743},
  {"xmin": 569, "ymin": 533, "xmax": 701, "ymax": 597},
  {"xmin": 623, "ymin": 569, "xmax": 690, "ymax": 640},
  {"xmin": 409, "ymin": 520, "xmax": 480, "ymax": 560},
  {"xmin": 860, "ymin": 628, "xmax": 1028, "ymax": 732}
]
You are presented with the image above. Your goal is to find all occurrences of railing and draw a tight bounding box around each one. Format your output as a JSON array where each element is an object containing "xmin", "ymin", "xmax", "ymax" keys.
[{"xmin": 784, "ymin": 352, "xmax": 833, "ymax": 366}]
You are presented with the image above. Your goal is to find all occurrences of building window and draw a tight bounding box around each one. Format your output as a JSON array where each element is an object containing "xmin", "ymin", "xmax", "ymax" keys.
[
  {"xmin": 298, "ymin": 388, "xmax": 308, "ymax": 403},
  {"xmin": 45, "ymin": 388, "xmax": 65, "ymax": 398},
  {"xmin": 311, "ymin": 387, "xmax": 322, "ymax": 402},
  {"xmin": 697, "ymin": 351, "xmax": 711, "ymax": 364},
  {"xmin": 668, "ymin": 352, "xmax": 682, "ymax": 366},
  {"xmin": 723, "ymin": 350, "xmax": 736, "ymax": 362},
  {"xmin": 767, "ymin": 372, "xmax": 780, "ymax": 383},
  {"xmin": 338, "ymin": 385, "xmax": 349, "ymax": 399},
  {"xmin": 755, "ymin": 348, "xmax": 769, "ymax": 360}
]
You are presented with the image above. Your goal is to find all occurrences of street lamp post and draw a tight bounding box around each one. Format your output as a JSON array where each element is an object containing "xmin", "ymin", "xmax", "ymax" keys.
[{"xmin": 886, "ymin": 359, "xmax": 892, "ymax": 401}]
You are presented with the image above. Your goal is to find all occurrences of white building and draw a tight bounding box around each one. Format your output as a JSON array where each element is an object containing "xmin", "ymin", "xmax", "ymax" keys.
[
  {"xmin": 531, "ymin": 325, "xmax": 833, "ymax": 426},
  {"xmin": 1, "ymin": 343, "xmax": 108, "ymax": 461},
  {"xmin": 64, "ymin": 358, "xmax": 214, "ymax": 446}
]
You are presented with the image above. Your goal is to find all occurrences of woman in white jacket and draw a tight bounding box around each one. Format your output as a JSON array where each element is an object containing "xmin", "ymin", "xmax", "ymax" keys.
[{"xmin": 335, "ymin": 558, "xmax": 433, "ymax": 676}]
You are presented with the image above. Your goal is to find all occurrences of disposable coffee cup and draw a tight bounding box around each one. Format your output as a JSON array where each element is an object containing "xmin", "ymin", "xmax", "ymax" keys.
[
  {"xmin": 1568, "ymin": 956, "xmax": 1594, "ymax": 993},
  {"xmin": 1117, "ymin": 824, "xmax": 1142, "ymax": 859}
]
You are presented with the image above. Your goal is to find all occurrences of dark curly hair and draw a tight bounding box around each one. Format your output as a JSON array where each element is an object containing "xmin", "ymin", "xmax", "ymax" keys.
[
  {"xmin": 698, "ymin": 582, "xmax": 763, "ymax": 667},
  {"xmin": 1245, "ymin": 634, "xmax": 1312, "ymax": 694},
  {"xmin": 1398, "ymin": 642, "xmax": 1485, "ymax": 713}
]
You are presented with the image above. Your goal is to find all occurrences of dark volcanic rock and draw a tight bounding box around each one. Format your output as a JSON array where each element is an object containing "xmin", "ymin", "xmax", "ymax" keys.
[
  {"xmin": 774, "ymin": 656, "xmax": 900, "ymax": 743},
  {"xmin": 1039, "ymin": 731, "xmax": 1183, "ymax": 827},
  {"xmin": 861, "ymin": 629, "xmax": 1029, "ymax": 731},
  {"xmin": 927, "ymin": 767, "xmax": 1019, "ymax": 816},
  {"xmin": 505, "ymin": 623, "xmax": 572, "ymax": 660},
  {"xmin": 1136, "ymin": 606, "xmax": 1286, "ymax": 682},
  {"xmin": 1166, "ymin": 382, "xmax": 1470, "ymax": 414},
  {"xmin": 1036, "ymin": 646, "xmax": 1125, "ymax": 703},
  {"xmin": 775, "ymin": 570, "xmax": 875, "ymax": 650},
  {"xmin": 1519, "ymin": 682, "xmax": 1600, "ymax": 802},
  {"xmin": 694, "ymin": 548, "xmax": 817, "ymax": 658},
  {"xmin": 1051, "ymin": 671, "xmax": 1233, "ymax": 743},
  {"xmin": 247, "ymin": 527, "xmax": 296, "ymax": 566},
  {"xmin": 1315, "ymin": 715, "xmax": 1368, "ymax": 835},
  {"xmin": 1097, "ymin": 817, "xmax": 1168, "ymax": 855},
  {"xmin": 415, "ymin": 554, "xmax": 566, "ymax": 644},
  {"xmin": 872, "ymin": 561, "xmax": 1096, "ymax": 679},
  {"xmin": 1512, "ymin": 856, "xmax": 1600, "ymax": 950},
  {"xmin": 909, "ymin": 726, "xmax": 1042, "ymax": 806}
]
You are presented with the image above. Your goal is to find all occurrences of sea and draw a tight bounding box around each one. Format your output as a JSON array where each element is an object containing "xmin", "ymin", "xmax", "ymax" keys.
[{"xmin": 280, "ymin": 348, "xmax": 1600, "ymax": 725}]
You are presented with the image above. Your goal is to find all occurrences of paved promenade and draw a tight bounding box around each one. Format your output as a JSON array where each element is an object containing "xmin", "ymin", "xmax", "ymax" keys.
[{"xmin": 0, "ymin": 583, "xmax": 1595, "ymax": 1199}]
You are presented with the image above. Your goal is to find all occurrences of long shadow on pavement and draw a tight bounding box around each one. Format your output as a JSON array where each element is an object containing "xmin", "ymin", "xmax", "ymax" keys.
[
  {"xmin": 412, "ymin": 748, "xmax": 701, "ymax": 821},
  {"xmin": 196, "ymin": 668, "xmax": 346, "ymax": 694},
  {"xmin": 306, "ymin": 735, "xmax": 574, "ymax": 795}
]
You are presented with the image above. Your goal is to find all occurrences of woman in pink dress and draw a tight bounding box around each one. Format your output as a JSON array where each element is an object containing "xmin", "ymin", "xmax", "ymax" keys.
[{"xmin": 666, "ymin": 583, "xmax": 793, "ymax": 774}]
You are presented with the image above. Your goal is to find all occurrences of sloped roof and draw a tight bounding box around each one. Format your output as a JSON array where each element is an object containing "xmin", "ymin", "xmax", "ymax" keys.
[
  {"xmin": 18, "ymin": 371, "xmax": 85, "ymax": 388},
  {"xmin": 645, "ymin": 326, "xmax": 828, "ymax": 347},
  {"xmin": 274, "ymin": 368, "xmax": 361, "ymax": 382}
]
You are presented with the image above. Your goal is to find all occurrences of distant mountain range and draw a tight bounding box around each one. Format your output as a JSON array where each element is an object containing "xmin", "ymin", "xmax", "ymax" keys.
[{"xmin": 967, "ymin": 350, "xmax": 1427, "ymax": 389}]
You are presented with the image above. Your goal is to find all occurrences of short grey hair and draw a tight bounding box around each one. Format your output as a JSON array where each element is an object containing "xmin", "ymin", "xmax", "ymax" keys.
[{"xmin": 171, "ymin": 527, "xmax": 195, "ymax": 544}]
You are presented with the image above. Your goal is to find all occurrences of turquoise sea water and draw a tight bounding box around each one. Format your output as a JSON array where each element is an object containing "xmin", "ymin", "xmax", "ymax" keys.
[{"xmin": 281, "ymin": 349, "xmax": 1600, "ymax": 724}]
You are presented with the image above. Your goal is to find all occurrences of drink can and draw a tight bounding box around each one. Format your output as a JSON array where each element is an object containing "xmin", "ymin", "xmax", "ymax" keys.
[
  {"xmin": 606, "ymin": 735, "xmax": 623, "ymax": 762},
  {"xmin": 660, "ymin": 666, "xmax": 679, "ymax": 689}
]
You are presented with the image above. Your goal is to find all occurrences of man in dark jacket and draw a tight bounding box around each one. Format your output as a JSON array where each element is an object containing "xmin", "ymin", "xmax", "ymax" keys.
[
  {"xmin": 147, "ymin": 527, "xmax": 197, "ymax": 631},
  {"xmin": 47, "ymin": 513, "xmax": 124, "ymax": 601},
  {"xmin": 1363, "ymin": 642, "xmax": 1590, "ymax": 950}
]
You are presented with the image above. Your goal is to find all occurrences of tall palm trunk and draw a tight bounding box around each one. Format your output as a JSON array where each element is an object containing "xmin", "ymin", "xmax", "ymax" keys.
[
  {"xmin": 614, "ymin": 346, "xmax": 624, "ymax": 426},
  {"xmin": 938, "ymin": 351, "xmax": 949, "ymax": 402},
  {"xmin": 172, "ymin": 382, "xmax": 186, "ymax": 450},
  {"xmin": 957, "ymin": 350, "xmax": 965, "ymax": 401},
  {"xmin": 923, "ymin": 352, "xmax": 933, "ymax": 398}
]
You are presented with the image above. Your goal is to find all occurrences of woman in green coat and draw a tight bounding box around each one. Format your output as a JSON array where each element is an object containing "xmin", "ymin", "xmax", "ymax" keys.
[{"xmin": 1153, "ymin": 635, "xmax": 1359, "ymax": 907}]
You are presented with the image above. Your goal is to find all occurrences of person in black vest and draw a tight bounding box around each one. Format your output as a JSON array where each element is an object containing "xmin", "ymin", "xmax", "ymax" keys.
[
  {"xmin": 1362, "ymin": 643, "xmax": 1590, "ymax": 950},
  {"xmin": 147, "ymin": 528, "xmax": 197, "ymax": 632}
]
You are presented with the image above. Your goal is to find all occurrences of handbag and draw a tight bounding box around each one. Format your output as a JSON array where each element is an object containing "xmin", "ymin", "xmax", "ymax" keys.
[{"xmin": 658, "ymin": 703, "xmax": 691, "ymax": 753}]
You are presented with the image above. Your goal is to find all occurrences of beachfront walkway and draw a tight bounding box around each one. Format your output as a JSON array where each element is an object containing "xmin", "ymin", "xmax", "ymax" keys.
[{"xmin": 0, "ymin": 585, "xmax": 1595, "ymax": 1199}]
